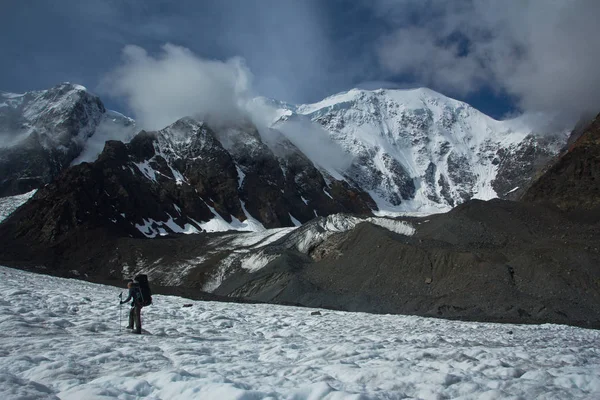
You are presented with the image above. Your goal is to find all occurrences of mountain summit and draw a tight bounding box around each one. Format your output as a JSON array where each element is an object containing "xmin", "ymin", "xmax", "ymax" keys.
[
  {"xmin": 271, "ymin": 88, "xmax": 566, "ymax": 212},
  {"xmin": 0, "ymin": 83, "xmax": 135, "ymax": 197},
  {"xmin": 0, "ymin": 84, "xmax": 568, "ymax": 233}
]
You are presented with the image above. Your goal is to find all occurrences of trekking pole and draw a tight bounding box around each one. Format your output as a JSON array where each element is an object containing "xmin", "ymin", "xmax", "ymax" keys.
[{"xmin": 118, "ymin": 292, "xmax": 123, "ymax": 332}]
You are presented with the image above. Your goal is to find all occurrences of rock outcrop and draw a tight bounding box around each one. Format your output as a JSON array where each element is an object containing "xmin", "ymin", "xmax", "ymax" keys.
[
  {"xmin": 0, "ymin": 118, "xmax": 375, "ymax": 253},
  {"xmin": 522, "ymin": 114, "xmax": 600, "ymax": 211}
]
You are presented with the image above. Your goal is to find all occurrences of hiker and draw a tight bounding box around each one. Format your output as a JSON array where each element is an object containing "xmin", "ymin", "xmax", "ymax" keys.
[{"xmin": 120, "ymin": 280, "xmax": 143, "ymax": 334}]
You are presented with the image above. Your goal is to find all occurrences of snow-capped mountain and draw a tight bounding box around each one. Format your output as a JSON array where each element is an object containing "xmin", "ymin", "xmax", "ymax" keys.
[
  {"xmin": 269, "ymin": 88, "xmax": 566, "ymax": 213},
  {"xmin": 1, "ymin": 91, "xmax": 598, "ymax": 329},
  {"xmin": 0, "ymin": 83, "xmax": 135, "ymax": 197},
  {"xmin": 0, "ymin": 83, "xmax": 103, "ymax": 149},
  {"xmin": 0, "ymin": 83, "xmax": 569, "ymax": 238},
  {"xmin": 0, "ymin": 117, "xmax": 374, "ymax": 247}
]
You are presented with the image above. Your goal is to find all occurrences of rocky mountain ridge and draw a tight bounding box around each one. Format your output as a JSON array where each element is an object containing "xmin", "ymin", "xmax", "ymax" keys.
[
  {"xmin": 0, "ymin": 116, "xmax": 374, "ymax": 251},
  {"xmin": 1, "ymin": 84, "xmax": 567, "ymax": 220},
  {"xmin": 523, "ymin": 113, "xmax": 600, "ymax": 211},
  {"xmin": 0, "ymin": 83, "xmax": 135, "ymax": 197}
]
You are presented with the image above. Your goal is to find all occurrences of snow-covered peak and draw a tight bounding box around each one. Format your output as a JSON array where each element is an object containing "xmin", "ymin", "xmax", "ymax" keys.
[
  {"xmin": 160, "ymin": 117, "xmax": 205, "ymax": 140},
  {"xmin": 296, "ymin": 87, "xmax": 473, "ymax": 119},
  {"xmin": 0, "ymin": 82, "xmax": 106, "ymax": 149},
  {"xmin": 1, "ymin": 82, "xmax": 95, "ymax": 113},
  {"xmin": 0, "ymin": 83, "xmax": 113, "ymax": 197},
  {"xmin": 292, "ymin": 87, "xmax": 526, "ymax": 145},
  {"xmin": 1, "ymin": 82, "xmax": 83, "ymax": 104},
  {"xmin": 262, "ymin": 87, "xmax": 565, "ymax": 213},
  {"xmin": 25, "ymin": 83, "xmax": 100, "ymax": 119},
  {"xmin": 155, "ymin": 117, "xmax": 219, "ymax": 158},
  {"xmin": 62, "ymin": 82, "xmax": 87, "ymax": 92}
]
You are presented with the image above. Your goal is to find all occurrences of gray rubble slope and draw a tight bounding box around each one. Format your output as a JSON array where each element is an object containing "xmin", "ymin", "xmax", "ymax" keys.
[{"xmin": 211, "ymin": 200, "xmax": 600, "ymax": 327}]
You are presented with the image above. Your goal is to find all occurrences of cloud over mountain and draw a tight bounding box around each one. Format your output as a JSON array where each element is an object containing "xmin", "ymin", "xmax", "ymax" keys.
[
  {"xmin": 101, "ymin": 43, "xmax": 253, "ymax": 130},
  {"xmin": 375, "ymin": 0, "xmax": 600, "ymax": 124}
]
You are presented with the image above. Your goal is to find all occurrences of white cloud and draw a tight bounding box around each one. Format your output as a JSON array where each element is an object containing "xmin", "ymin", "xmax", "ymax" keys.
[
  {"xmin": 101, "ymin": 43, "xmax": 253, "ymax": 130},
  {"xmin": 101, "ymin": 43, "xmax": 355, "ymax": 173},
  {"xmin": 378, "ymin": 27, "xmax": 487, "ymax": 95},
  {"xmin": 245, "ymin": 99, "xmax": 354, "ymax": 178},
  {"xmin": 275, "ymin": 117, "xmax": 353, "ymax": 179},
  {"xmin": 72, "ymin": 113, "xmax": 138, "ymax": 164},
  {"xmin": 375, "ymin": 0, "xmax": 600, "ymax": 124}
]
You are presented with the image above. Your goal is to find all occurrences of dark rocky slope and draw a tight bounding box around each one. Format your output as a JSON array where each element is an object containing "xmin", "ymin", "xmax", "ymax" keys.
[
  {"xmin": 4, "ymin": 197, "xmax": 597, "ymax": 328},
  {"xmin": 0, "ymin": 118, "xmax": 374, "ymax": 264},
  {"xmin": 522, "ymin": 113, "xmax": 600, "ymax": 211},
  {"xmin": 491, "ymin": 135, "xmax": 561, "ymax": 200},
  {"xmin": 211, "ymin": 200, "xmax": 600, "ymax": 327}
]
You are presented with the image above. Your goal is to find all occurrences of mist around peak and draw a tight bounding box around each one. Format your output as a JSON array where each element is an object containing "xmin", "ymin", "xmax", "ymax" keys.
[{"xmin": 101, "ymin": 43, "xmax": 254, "ymax": 131}]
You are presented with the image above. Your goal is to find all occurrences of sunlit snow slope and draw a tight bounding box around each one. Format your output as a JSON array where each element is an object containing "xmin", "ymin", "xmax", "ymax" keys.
[
  {"xmin": 0, "ymin": 190, "xmax": 36, "ymax": 223},
  {"xmin": 0, "ymin": 83, "xmax": 136, "ymax": 197},
  {"xmin": 1, "ymin": 266, "xmax": 599, "ymax": 399},
  {"xmin": 270, "ymin": 88, "xmax": 565, "ymax": 214}
]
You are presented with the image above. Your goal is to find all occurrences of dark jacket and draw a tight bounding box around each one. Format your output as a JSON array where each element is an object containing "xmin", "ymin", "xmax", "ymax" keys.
[{"xmin": 121, "ymin": 284, "xmax": 143, "ymax": 306}]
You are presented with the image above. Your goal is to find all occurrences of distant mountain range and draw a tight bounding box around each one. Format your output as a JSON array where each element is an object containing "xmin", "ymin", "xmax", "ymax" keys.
[
  {"xmin": 0, "ymin": 83, "xmax": 566, "ymax": 235},
  {"xmin": 1, "ymin": 83, "xmax": 599, "ymax": 328},
  {"xmin": 270, "ymin": 88, "xmax": 565, "ymax": 210}
]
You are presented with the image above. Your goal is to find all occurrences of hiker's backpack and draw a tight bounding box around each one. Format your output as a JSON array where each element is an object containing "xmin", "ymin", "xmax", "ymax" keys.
[{"xmin": 134, "ymin": 274, "xmax": 153, "ymax": 306}]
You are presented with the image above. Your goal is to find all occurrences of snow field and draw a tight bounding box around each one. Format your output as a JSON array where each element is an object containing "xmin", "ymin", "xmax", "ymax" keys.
[
  {"xmin": 0, "ymin": 190, "xmax": 37, "ymax": 223},
  {"xmin": 1, "ymin": 266, "xmax": 600, "ymax": 399}
]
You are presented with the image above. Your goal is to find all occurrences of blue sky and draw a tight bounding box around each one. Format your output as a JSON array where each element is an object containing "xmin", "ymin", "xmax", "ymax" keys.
[{"xmin": 1, "ymin": 1, "xmax": 598, "ymax": 123}]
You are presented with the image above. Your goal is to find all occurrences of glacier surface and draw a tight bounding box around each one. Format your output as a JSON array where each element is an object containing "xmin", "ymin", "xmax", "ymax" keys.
[{"xmin": 1, "ymin": 266, "xmax": 599, "ymax": 399}]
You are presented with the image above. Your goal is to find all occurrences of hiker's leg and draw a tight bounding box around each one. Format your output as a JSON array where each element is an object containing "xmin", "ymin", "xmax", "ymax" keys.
[
  {"xmin": 134, "ymin": 304, "xmax": 142, "ymax": 334},
  {"xmin": 128, "ymin": 306, "xmax": 134, "ymax": 329}
]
